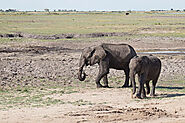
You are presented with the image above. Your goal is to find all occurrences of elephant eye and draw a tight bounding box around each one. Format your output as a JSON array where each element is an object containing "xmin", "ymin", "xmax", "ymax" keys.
[{"xmin": 95, "ymin": 56, "xmax": 99, "ymax": 59}]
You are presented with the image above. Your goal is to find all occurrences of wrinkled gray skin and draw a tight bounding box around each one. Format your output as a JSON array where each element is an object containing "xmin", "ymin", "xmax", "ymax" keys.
[
  {"xmin": 129, "ymin": 55, "xmax": 161, "ymax": 99},
  {"xmin": 78, "ymin": 43, "xmax": 137, "ymax": 88}
]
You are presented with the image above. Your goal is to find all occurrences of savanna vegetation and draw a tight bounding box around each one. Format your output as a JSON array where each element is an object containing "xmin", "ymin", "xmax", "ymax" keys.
[
  {"xmin": 0, "ymin": 11, "xmax": 185, "ymax": 122},
  {"xmin": 0, "ymin": 11, "xmax": 185, "ymax": 36}
]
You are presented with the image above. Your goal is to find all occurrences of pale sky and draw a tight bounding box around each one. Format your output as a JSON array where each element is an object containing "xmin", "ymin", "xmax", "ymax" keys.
[{"xmin": 1, "ymin": 0, "xmax": 185, "ymax": 11}]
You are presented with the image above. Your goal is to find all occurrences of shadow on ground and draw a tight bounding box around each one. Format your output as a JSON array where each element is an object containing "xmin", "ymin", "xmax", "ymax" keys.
[
  {"xmin": 154, "ymin": 86, "xmax": 185, "ymax": 99},
  {"xmin": 157, "ymin": 86, "xmax": 185, "ymax": 90}
]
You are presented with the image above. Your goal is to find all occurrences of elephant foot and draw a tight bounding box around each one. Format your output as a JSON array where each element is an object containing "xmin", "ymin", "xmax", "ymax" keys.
[
  {"xmin": 150, "ymin": 94, "xmax": 156, "ymax": 97},
  {"xmin": 134, "ymin": 94, "xmax": 142, "ymax": 99},
  {"xmin": 122, "ymin": 84, "xmax": 129, "ymax": 88},
  {"xmin": 141, "ymin": 94, "xmax": 147, "ymax": 99},
  {"xmin": 103, "ymin": 85, "xmax": 110, "ymax": 88},
  {"xmin": 96, "ymin": 84, "xmax": 104, "ymax": 88}
]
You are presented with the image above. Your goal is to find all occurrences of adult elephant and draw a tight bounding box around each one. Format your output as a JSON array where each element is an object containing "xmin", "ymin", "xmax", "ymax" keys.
[
  {"xmin": 129, "ymin": 55, "xmax": 161, "ymax": 99},
  {"xmin": 78, "ymin": 43, "xmax": 137, "ymax": 88}
]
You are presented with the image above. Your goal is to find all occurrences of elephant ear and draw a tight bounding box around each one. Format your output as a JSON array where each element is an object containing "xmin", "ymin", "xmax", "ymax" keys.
[
  {"xmin": 139, "ymin": 56, "xmax": 150, "ymax": 73},
  {"xmin": 82, "ymin": 47, "xmax": 94, "ymax": 58},
  {"xmin": 142, "ymin": 56, "xmax": 150, "ymax": 65},
  {"xmin": 94, "ymin": 45, "xmax": 106, "ymax": 60}
]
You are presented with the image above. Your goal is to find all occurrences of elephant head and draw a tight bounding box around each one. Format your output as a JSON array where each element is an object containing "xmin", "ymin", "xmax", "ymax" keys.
[
  {"xmin": 129, "ymin": 56, "xmax": 149, "ymax": 94},
  {"xmin": 129, "ymin": 56, "xmax": 138, "ymax": 94},
  {"xmin": 78, "ymin": 45, "xmax": 106, "ymax": 81}
]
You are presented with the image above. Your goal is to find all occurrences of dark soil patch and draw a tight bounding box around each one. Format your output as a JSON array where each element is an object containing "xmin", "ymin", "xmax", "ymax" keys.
[
  {"xmin": 0, "ymin": 46, "xmax": 81, "ymax": 54},
  {"xmin": 0, "ymin": 32, "xmax": 131, "ymax": 40}
]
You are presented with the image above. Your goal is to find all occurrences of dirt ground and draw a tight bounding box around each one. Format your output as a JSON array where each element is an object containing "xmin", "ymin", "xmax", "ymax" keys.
[{"xmin": 0, "ymin": 36, "xmax": 185, "ymax": 123}]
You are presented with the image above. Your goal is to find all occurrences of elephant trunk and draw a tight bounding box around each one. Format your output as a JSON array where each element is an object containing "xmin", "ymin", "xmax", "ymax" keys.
[
  {"xmin": 78, "ymin": 57, "xmax": 86, "ymax": 81},
  {"xmin": 130, "ymin": 71, "xmax": 136, "ymax": 94}
]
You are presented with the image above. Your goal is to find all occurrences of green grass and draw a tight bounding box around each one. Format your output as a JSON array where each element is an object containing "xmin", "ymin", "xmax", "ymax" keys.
[
  {"xmin": 0, "ymin": 11, "xmax": 185, "ymax": 37},
  {"xmin": 0, "ymin": 37, "xmax": 24, "ymax": 43},
  {"xmin": 0, "ymin": 85, "xmax": 75, "ymax": 110},
  {"xmin": 67, "ymin": 99, "xmax": 95, "ymax": 106},
  {"xmin": 0, "ymin": 87, "xmax": 58, "ymax": 110},
  {"xmin": 0, "ymin": 78, "xmax": 96, "ymax": 110},
  {"xmin": 156, "ymin": 80, "xmax": 185, "ymax": 93},
  {"xmin": 108, "ymin": 77, "xmax": 125, "ymax": 87},
  {"xmin": 0, "ymin": 78, "xmax": 184, "ymax": 109}
]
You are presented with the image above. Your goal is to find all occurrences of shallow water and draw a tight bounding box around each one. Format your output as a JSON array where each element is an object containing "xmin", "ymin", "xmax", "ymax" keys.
[
  {"xmin": 163, "ymin": 13, "xmax": 185, "ymax": 15},
  {"xmin": 139, "ymin": 49, "xmax": 185, "ymax": 55}
]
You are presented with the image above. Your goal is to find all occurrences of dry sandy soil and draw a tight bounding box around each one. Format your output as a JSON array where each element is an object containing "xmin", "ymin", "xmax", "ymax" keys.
[{"xmin": 0, "ymin": 36, "xmax": 185, "ymax": 123}]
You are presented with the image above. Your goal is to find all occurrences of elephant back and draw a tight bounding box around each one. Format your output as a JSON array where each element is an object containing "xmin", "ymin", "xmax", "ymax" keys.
[{"xmin": 102, "ymin": 43, "xmax": 137, "ymax": 62}]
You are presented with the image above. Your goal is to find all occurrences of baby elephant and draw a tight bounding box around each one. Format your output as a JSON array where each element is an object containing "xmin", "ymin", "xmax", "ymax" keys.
[{"xmin": 129, "ymin": 55, "xmax": 161, "ymax": 99}]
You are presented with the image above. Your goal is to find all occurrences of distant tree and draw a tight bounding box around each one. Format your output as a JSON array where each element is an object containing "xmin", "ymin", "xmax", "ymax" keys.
[
  {"xmin": 44, "ymin": 9, "xmax": 49, "ymax": 12},
  {"xmin": 127, "ymin": 10, "xmax": 132, "ymax": 13},
  {"xmin": 183, "ymin": 9, "xmax": 185, "ymax": 12},
  {"xmin": 171, "ymin": 8, "xmax": 173, "ymax": 11},
  {"xmin": 0, "ymin": 9, "xmax": 4, "ymax": 12},
  {"xmin": 5, "ymin": 9, "xmax": 17, "ymax": 12}
]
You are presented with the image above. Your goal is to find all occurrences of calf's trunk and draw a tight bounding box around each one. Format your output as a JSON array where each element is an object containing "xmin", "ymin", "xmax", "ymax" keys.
[{"xmin": 130, "ymin": 72, "xmax": 136, "ymax": 94}]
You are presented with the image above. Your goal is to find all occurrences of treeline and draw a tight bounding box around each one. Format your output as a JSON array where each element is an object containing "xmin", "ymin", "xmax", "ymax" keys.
[
  {"xmin": 0, "ymin": 9, "xmax": 78, "ymax": 12},
  {"xmin": 151, "ymin": 8, "xmax": 185, "ymax": 12},
  {"xmin": 1, "ymin": 8, "xmax": 185, "ymax": 13},
  {"xmin": 0, "ymin": 9, "xmax": 17, "ymax": 12}
]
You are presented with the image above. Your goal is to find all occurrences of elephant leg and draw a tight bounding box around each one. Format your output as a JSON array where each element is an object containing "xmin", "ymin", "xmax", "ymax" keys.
[
  {"xmin": 96, "ymin": 60, "xmax": 109, "ymax": 88},
  {"xmin": 141, "ymin": 84, "xmax": 146, "ymax": 98},
  {"xmin": 103, "ymin": 75, "xmax": 109, "ymax": 87},
  {"xmin": 151, "ymin": 79, "xmax": 157, "ymax": 96},
  {"xmin": 146, "ymin": 81, "xmax": 150, "ymax": 95},
  {"xmin": 122, "ymin": 67, "xmax": 130, "ymax": 87},
  {"xmin": 136, "ymin": 74, "xmax": 145, "ymax": 99},
  {"xmin": 136, "ymin": 81, "xmax": 142, "ymax": 99}
]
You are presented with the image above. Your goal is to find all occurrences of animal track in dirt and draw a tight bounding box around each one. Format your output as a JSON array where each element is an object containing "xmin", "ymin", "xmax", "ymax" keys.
[{"xmin": 65, "ymin": 105, "xmax": 177, "ymax": 122}]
